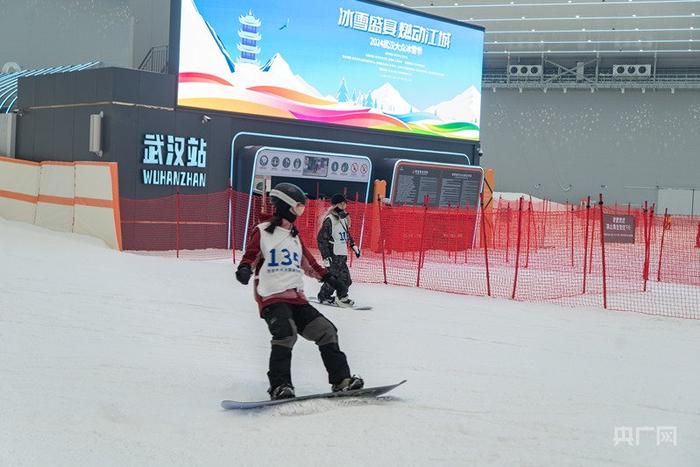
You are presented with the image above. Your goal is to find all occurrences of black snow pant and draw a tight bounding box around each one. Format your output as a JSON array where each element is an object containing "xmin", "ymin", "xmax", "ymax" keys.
[
  {"xmin": 318, "ymin": 255, "xmax": 352, "ymax": 300},
  {"xmin": 262, "ymin": 302, "xmax": 351, "ymax": 389}
]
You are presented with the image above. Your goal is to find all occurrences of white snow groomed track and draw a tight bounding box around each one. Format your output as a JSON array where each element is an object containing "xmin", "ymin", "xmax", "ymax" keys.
[{"xmin": 1, "ymin": 218, "xmax": 699, "ymax": 466}]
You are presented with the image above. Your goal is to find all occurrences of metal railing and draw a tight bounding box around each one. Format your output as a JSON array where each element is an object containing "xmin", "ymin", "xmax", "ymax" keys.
[
  {"xmin": 138, "ymin": 46, "xmax": 169, "ymax": 74},
  {"xmin": 484, "ymin": 71, "xmax": 700, "ymax": 90}
]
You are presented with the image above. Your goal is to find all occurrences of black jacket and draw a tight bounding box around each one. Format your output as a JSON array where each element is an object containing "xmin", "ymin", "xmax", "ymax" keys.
[{"xmin": 317, "ymin": 210, "xmax": 352, "ymax": 259}]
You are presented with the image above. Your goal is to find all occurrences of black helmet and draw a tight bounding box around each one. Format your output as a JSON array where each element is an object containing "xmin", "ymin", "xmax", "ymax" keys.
[
  {"xmin": 270, "ymin": 182, "xmax": 306, "ymax": 207},
  {"xmin": 331, "ymin": 193, "xmax": 347, "ymax": 205},
  {"xmin": 269, "ymin": 182, "xmax": 306, "ymax": 223}
]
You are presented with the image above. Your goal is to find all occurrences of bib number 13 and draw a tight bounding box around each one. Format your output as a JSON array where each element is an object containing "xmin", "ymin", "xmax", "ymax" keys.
[{"xmin": 268, "ymin": 248, "xmax": 300, "ymax": 267}]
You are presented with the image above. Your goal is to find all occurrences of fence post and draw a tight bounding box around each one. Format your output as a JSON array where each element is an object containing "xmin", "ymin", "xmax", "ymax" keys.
[
  {"xmin": 174, "ymin": 188, "xmax": 181, "ymax": 258},
  {"xmin": 511, "ymin": 197, "xmax": 524, "ymax": 300},
  {"xmin": 642, "ymin": 201, "xmax": 649, "ymax": 291},
  {"xmin": 588, "ymin": 215, "xmax": 596, "ymax": 274},
  {"xmin": 416, "ymin": 195, "xmax": 430, "ymax": 288},
  {"xmin": 582, "ymin": 196, "xmax": 591, "ymax": 294},
  {"xmin": 541, "ymin": 198, "xmax": 548, "ymax": 248},
  {"xmin": 598, "ymin": 194, "xmax": 607, "ymax": 309},
  {"xmin": 349, "ymin": 192, "xmax": 360, "ymax": 268},
  {"xmin": 228, "ymin": 187, "xmax": 237, "ymax": 264},
  {"xmin": 649, "ymin": 203, "xmax": 656, "ymax": 244},
  {"xmin": 644, "ymin": 203, "xmax": 655, "ymax": 287},
  {"xmin": 570, "ymin": 204, "xmax": 575, "ymax": 268},
  {"xmin": 492, "ymin": 196, "xmax": 501, "ymax": 249},
  {"xmin": 505, "ymin": 201, "xmax": 511, "ymax": 263},
  {"xmin": 378, "ymin": 195, "xmax": 388, "ymax": 285},
  {"xmin": 565, "ymin": 200, "xmax": 569, "ymax": 246},
  {"xmin": 525, "ymin": 199, "xmax": 532, "ymax": 268},
  {"xmin": 656, "ymin": 208, "xmax": 669, "ymax": 282},
  {"xmin": 480, "ymin": 192, "xmax": 491, "ymax": 297}
]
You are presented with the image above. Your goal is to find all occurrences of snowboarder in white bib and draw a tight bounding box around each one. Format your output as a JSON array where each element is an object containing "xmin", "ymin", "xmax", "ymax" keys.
[
  {"xmin": 235, "ymin": 183, "xmax": 363, "ymax": 400},
  {"xmin": 317, "ymin": 193, "xmax": 360, "ymax": 308}
]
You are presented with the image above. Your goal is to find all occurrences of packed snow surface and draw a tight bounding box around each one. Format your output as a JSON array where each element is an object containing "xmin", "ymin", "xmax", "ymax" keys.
[{"xmin": 1, "ymin": 218, "xmax": 698, "ymax": 466}]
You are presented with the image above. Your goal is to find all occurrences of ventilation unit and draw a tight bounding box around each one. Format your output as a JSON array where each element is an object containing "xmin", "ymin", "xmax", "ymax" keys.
[
  {"xmin": 508, "ymin": 65, "xmax": 543, "ymax": 77},
  {"xmin": 612, "ymin": 64, "xmax": 652, "ymax": 77}
]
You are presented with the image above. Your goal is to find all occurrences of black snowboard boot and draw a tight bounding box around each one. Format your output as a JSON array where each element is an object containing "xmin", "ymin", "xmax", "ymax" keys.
[
  {"xmin": 335, "ymin": 296, "xmax": 354, "ymax": 308},
  {"xmin": 268, "ymin": 383, "xmax": 295, "ymax": 400},
  {"xmin": 332, "ymin": 375, "xmax": 364, "ymax": 392}
]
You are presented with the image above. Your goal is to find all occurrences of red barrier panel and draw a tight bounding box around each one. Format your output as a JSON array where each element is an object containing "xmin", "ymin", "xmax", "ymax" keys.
[{"xmin": 120, "ymin": 190, "xmax": 700, "ymax": 319}]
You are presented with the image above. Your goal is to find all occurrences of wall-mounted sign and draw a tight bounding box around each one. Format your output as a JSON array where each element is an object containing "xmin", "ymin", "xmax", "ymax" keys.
[
  {"xmin": 254, "ymin": 147, "xmax": 371, "ymax": 183},
  {"xmin": 141, "ymin": 134, "xmax": 207, "ymax": 187},
  {"xmin": 391, "ymin": 160, "xmax": 482, "ymax": 208},
  {"xmin": 603, "ymin": 214, "xmax": 636, "ymax": 243}
]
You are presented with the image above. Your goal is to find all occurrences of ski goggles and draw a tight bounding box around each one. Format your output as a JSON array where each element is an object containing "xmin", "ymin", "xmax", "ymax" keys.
[{"xmin": 270, "ymin": 189, "xmax": 306, "ymax": 216}]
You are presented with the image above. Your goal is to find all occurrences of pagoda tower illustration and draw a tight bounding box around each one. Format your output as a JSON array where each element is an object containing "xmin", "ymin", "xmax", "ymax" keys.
[{"xmin": 237, "ymin": 10, "xmax": 262, "ymax": 65}]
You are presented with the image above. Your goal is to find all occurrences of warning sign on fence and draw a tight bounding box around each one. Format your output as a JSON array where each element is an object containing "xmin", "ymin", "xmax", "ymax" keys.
[{"xmin": 603, "ymin": 214, "xmax": 636, "ymax": 244}]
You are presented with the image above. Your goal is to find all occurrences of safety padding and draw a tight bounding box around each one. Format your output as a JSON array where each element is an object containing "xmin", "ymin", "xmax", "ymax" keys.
[
  {"xmin": 74, "ymin": 162, "xmax": 122, "ymax": 250},
  {"xmin": 35, "ymin": 162, "xmax": 75, "ymax": 232},
  {"xmin": 0, "ymin": 156, "xmax": 40, "ymax": 223},
  {"xmin": 0, "ymin": 157, "xmax": 122, "ymax": 250}
]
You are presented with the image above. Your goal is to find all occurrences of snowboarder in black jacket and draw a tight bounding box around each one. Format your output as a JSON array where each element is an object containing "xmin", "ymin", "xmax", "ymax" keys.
[{"xmin": 317, "ymin": 194, "xmax": 360, "ymax": 307}]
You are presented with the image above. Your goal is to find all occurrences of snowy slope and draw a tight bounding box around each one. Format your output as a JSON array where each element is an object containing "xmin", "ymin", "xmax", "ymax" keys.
[
  {"xmin": 370, "ymin": 83, "xmax": 416, "ymax": 115},
  {"xmin": 258, "ymin": 53, "xmax": 324, "ymax": 98},
  {"xmin": 425, "ymin": 86, "xmax": 482, "ymax": 126},
  {"xmin": 178, "ymin": 0, "xmax": 235, "ymax": 78},
  {"xmin": 1, "ymin": 218, "xmax": 699, "ymax": 467}
]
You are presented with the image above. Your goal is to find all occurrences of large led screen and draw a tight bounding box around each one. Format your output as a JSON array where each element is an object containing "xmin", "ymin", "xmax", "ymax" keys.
[{"xmin": 176, "ymin": 0, "xmax": 484, "ymax": 140}]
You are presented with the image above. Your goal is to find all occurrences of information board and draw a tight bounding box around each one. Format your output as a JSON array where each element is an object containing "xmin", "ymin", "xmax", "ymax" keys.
[{"xmin": 391, "ymin": 161, "xmax": 482, "ymax": 208}]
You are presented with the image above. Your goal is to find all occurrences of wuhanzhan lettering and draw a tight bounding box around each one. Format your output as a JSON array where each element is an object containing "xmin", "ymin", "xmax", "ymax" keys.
[{"xmin": 142, "ymin": 134, "xmax": 207, "ymax": 188}]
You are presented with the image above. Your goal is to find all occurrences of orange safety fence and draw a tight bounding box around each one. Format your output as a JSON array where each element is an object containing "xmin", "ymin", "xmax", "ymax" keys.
[{"xmin": 120, "ymin": 190, "xmax": 700, "ymax": 319}]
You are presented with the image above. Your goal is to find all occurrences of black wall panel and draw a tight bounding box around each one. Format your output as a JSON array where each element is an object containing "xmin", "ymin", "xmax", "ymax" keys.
[
  {"xmin": 53, "ymin": 73, "xmax": 75, "ymax": 107},
  {"xmin": 33, "ymin": 110, "xmax": 54, "ymax": 159},
  {"xmin": 16, "ymin": 76, "xmax": 36, "ymax": 109},
  {"xmin": 52, "ymin": 108, "xmax": 75, "ymax": 158},
  {"xmin": 16, "ymin": 67, "xmax": 481, "ymax": 201}
]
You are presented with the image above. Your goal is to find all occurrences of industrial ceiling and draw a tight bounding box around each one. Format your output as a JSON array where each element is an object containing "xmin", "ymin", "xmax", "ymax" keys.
[{"xmin": 389, "ymin": 0, "xmax": 700, "ymax": 69}]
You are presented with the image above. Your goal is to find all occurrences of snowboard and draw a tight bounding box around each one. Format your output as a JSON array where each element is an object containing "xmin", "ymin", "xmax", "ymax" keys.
[
  {"xmin": 221, "ymin": 380, "xmax": 406, "ymax": 410},
  {"xmin": 308, "ymin": 297, "xmax": 373, "ymax": 310}
]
